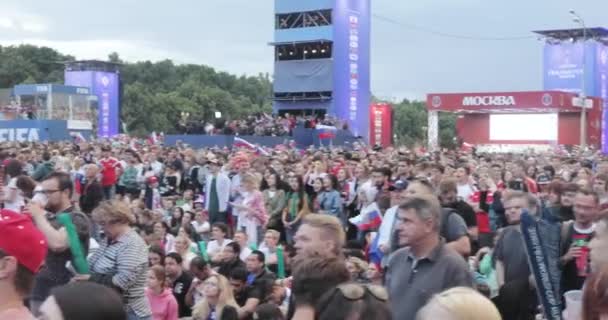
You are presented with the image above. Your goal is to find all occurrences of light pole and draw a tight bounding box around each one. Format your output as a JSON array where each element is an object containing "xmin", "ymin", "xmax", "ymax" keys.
[{"xmin": 570, "ymin": 10, "xmax": 588, "ymax": 148}]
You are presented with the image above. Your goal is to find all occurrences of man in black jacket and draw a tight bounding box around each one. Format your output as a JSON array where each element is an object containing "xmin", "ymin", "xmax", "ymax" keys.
[
  {"xmin": 79, "ymin": 164, "xmax": 103, "ymax": 215},
  {"xmin": 217, "ymin": 242, "xmax": 246, "ymax": 278}
]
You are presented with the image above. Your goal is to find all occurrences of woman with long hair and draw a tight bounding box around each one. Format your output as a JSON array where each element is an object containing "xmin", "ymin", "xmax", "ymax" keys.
[
  {"xmin": 310, "ymin": 177, "xmax": 324, "ymax": 212},
  {"xmin": 282, "ymin": 175, "xmax": 310, "ymax": 244},
  {"xmin": 169, "ymin": 207, "xmax": 184, "ymax": 235},
  {"xmin": 148, "ymin": 244, "xmax": 165, "ymax": 267},
  {"xmin": 154, "ymin": 221, "xmax": 176, "ymax": 254},
  {"xmin": 263, "ymin": 171, "xmax": 287, "ymax": 232},
  {"xmin": 145, "ymin": 265, "xmax": 179, "ymax": 320},
  {"xmin": 318, "ymin": 174, "xmax": 344, "ymax": 224},
  {"xmin": 346, "ymin": 256, "xmax": 369, "ymax": 284},
  {"xmin": 191, "ymin": 274, "xmax": 239, "ymax": 320},
  {"xmin": 179, "ymin": 211, "xmax": 200, "ymax": 242}
]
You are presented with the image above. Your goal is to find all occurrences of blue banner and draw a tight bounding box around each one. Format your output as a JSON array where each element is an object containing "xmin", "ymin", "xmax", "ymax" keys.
[
  {"xmin": 163, "ymin": 130, "xmax": 359, "ymax": 149},
  {"xmin": 543, "ymin": 42, "xmax": 597, "ymax": 96},
  {"xmin": 596, "ymin": 44, "xmax": 608, "ymax": 153},
  {"xmin": 65, "ymin": 71, "xmax": 120, "ymax": 138},
  {"xmin": 520, "ymin": 212, "xmax": 562, "ymax": 320},
  {"xmin": 0, "ymin": 120, "xmax": 70, "ymax": 142},
  {"xmin": 332, "ymin": 0, "xmax": 370, "ymax": 140}
]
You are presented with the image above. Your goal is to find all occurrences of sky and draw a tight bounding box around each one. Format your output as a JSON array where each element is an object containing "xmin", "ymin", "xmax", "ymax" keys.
[{"xmin": 0, "ymin": 0, "xmax": 606, "ymax": 101}]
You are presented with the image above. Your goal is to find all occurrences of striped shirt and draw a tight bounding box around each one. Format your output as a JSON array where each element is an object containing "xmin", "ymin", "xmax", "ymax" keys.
[{"xmin": 88, "ymin": 229, "xmax": 151, "ymax": 317}]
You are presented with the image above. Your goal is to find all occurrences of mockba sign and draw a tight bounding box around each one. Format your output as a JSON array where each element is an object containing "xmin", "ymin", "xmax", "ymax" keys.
[{"xmin": 462, "ymin": 96, "xmax": 516, "ymax": 106}]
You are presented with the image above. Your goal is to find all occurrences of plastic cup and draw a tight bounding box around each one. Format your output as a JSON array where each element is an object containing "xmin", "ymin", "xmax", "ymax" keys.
[{"xmin": 564, "ymin": 290, "xmax": 583, "ymax": 320}]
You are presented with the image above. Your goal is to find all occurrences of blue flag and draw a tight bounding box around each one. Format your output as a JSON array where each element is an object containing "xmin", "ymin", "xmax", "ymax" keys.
[{"xmin": 520, "ymin": 211, "xmax": 562, "ymax": 320}]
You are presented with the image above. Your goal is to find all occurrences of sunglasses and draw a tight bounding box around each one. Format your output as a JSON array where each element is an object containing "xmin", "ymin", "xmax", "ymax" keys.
[{"xmin": 332, "ymin": 283, "xmax": 389, "ymax": 301}]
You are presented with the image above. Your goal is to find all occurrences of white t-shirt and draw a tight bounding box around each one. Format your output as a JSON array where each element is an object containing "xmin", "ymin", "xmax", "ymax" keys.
[
  {"xmin": 3, "ymin": 177, "xmax": 24, "ymax": 212},
  {"xmin": 206, "ymin": 238, "xmax": 233, "ymax": 260},
  {"xmin": 192, "ymin": 221, "xmax": 210, "ymax": 238},
  {"xmin": 240, "ymin": 246, "xmax": 253, "ymax": 262},
  {"xmin": 457, "ymin": 183, "xmax": 476, "ymax": 202}
]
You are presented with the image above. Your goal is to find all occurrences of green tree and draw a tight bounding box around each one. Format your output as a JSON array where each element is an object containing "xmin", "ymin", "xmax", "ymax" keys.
[{"xmin": 390, "ymin": 99, "xmax": 457, "ymax": 149}]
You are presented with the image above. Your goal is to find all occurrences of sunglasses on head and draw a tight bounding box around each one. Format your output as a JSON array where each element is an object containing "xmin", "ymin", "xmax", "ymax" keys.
[{"xmin": 332, "ymin": 283, "xmax": 389, "ymax": 302}]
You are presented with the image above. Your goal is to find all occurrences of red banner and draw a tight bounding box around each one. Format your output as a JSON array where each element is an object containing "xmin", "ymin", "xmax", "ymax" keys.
[
  {"xmin": 425, "ymin": 91, "xmax": 599, "ymax": 112},
  {"xmin": 369, "ymin": 103, "xmax": 393, "ymax": 147}
]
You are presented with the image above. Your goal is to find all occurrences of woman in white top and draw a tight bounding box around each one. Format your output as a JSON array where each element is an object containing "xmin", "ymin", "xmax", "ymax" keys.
[
  {"xmin": 206, "ymin": 223, "xmax": 233, "ymax": 264},
  {"xmin": 2, "ymin": 160, "xmax": 25, "ymax": 212}
]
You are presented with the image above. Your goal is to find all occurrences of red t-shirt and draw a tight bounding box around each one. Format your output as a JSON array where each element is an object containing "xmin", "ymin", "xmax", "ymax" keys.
[{"xmin": 99, "ymin": 157, "xmax": 120, "ymax": 187}]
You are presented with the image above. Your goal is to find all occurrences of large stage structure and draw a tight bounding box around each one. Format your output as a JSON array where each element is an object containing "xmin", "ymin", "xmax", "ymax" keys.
[
  {"xmin": 272, "ymin": 0, "xmax": 371, "ymax": 140},
  {"xmin": 64, "ymin": 60, "xmax": 121, "ymax": 138}
]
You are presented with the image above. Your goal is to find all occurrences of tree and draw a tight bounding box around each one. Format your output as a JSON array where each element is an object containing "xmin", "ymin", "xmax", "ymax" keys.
[
  {"xmin": 1, "ymin": 44, "xmax": 452, "ymax": 145},
  {"xmin": 391, "ymin": 99, "xmax": 457, "ymax": 149}
]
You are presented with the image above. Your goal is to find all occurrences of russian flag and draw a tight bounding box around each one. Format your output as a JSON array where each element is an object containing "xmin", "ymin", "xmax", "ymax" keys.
[
  {"xmin": 349, "ymin": 203, "xmax": 382, "ymax": 231},
  {"xmin": 461, "ymin": 142, "xmax": 474, "ymax": 152},
  {"xmin": 368, "ymin": 232, "xmax": 383, "ymax": 268},
  {"xmin": 233, "ymin": 137, "xmax": 269, "ymax": 156},
  {"xmin": 70, "ymin": 132, "xmax": 86, "ymax": 143},
  {"xmin": 148, "ymin": 131, "xmax": 158, "ymax": 145},
  {"xmin": 316, "ymin": 124, "xmax": 337, "ymax": 140}
]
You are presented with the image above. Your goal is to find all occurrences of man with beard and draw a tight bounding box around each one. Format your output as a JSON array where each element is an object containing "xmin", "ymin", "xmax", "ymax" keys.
[
  {"xmin": 438, "ymin": 179, "xmax": 478, "ymax": 242},
  {"xmin": 371, "ymin": 167, "xmax": 392, "ymax": 213},
  {"xmin": 26, "ymin": 172, "xmax": 90, "ymax": 316}
]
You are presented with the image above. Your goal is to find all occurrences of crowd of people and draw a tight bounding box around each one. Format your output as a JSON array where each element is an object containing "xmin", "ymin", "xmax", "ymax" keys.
[
  {"xmin": 178, "ymin": 113, "xmax": 344, "ymax": 136},
  {"xmin": 2, "ymin": 138, "xmax": 608, "ymax": 320}
]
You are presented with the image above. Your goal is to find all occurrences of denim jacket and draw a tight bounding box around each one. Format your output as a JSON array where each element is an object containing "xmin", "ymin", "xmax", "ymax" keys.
[{"xmin": 318, "ymin": 190, "xmax": 343, "ymax": 217}]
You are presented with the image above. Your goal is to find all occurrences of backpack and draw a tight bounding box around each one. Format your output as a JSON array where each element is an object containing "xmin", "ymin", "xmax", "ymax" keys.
[{"xmin": 440, "ymin": 207, "xmax": 458, "ymax": 240}]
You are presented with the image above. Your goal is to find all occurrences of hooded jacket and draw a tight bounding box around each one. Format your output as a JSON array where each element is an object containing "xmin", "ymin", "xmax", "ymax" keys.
[{"xmin": 145, "ymin": 288, "xmax": 179, "ymax": 320}]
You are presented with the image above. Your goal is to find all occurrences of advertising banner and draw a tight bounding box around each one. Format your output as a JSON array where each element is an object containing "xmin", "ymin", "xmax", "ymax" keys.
[
  {"xmin": 543, "ymin": 42, "xmax": 586, "ymax": 94},
  {"xmin": 0, "ymin": 120, "xmax": 70, "ymax": 142},
  {"xmin": 65, "ymin": 71, "xmax": 120, "ymax": 138},
  {"xmin": 369, "ymin": 103, "xmax": 393, "ymax": 147},
  {"xmin": 596, "ymin": 44, "xmax": 608, "ymax": 153},
  {"xmin": 333, "ymin": 0, "xmax": 370, "ymax": 140}
]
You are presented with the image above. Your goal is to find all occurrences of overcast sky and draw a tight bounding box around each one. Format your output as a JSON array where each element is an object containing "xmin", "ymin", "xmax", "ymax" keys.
[{"xmin": 0, "ymin": 0, "xmax": 606, "ymax": 100}]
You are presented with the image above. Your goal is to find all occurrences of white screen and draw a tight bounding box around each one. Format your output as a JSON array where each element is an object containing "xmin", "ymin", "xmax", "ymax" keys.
[{"xmin": 489, "ymin": 113, "xmax": 558, "ymax": 141}]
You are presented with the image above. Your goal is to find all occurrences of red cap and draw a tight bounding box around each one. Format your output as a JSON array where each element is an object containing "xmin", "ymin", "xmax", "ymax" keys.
[
  {"xmin": 0, "ymin": 210, "xmax": 47, "ymax": 273},
  {"xmin": 147, "ymin": 176, "xmax": 158, "ymax": 184}
]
